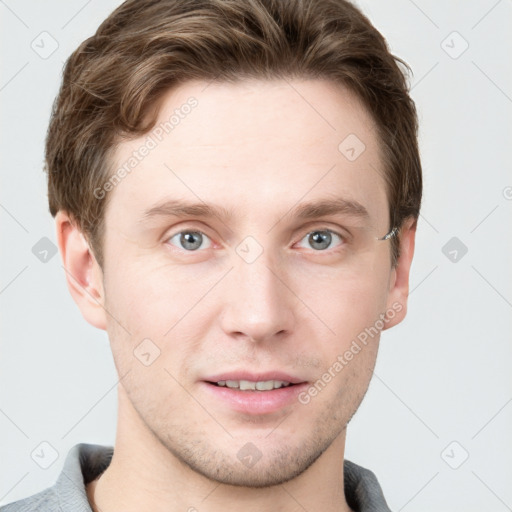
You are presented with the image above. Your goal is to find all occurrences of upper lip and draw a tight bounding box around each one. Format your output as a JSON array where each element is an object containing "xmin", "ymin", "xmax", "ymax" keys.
[{"xmin": 203, "ymin": 371, "xmax": 306, "ymax": 384}]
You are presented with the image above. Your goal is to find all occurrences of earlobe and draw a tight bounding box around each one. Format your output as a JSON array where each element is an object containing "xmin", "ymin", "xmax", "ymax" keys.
[
  {"xmin": 383, "ymin": 218, "xmax": 417, "ymax": 330},
  {"xmin": 55, "ymin": 211, "xmax": 107, "ymax": 330}
]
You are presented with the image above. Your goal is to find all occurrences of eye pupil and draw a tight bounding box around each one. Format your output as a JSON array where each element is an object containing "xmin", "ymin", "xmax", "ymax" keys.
[
  {"xmin": 309, "ymin": 231, "xmax": 331, "ymax": 250},
  {"xmin": 181, "ymin": 232, "xmax": 202, "ymax": 250}
]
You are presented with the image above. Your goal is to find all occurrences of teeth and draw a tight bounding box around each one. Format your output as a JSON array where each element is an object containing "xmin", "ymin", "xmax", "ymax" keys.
[
  {"xmin": 216, "ymin": 380, "xmax": 291, "ymax": 390},
  {"xmin": 240, "ymin": 380, "xmax": 256, "ymax": 390},
  {"xmin": 255, "ymin": 380, "xmax": 273, "ymax": 391}
]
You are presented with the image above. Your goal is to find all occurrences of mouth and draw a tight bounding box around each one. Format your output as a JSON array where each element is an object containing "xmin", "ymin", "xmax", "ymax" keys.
[
  {"xmin": 206, "ymin": 379, "xmax": 295, "ymax": 391},
  {"xmin": 200, "ymin": 373, "xmax": 308, "ymax": 414}
]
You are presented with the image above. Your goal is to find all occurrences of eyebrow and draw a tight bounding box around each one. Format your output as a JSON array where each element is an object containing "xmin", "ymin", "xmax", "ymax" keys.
[{"xmin": 140, "ymin": 197, "xmax": 370, "ymax": 224}]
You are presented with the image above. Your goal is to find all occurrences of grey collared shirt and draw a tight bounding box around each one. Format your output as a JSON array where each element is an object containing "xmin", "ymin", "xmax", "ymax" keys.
[{"xmin": 1, "ymin": 444, "xmax": 392, "ymax": 511}]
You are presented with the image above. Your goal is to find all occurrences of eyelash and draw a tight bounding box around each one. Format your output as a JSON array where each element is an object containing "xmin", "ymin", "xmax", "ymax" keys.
[{"xmin": 165, "ymin": 226, "xmax": 349, "ymax": 254}]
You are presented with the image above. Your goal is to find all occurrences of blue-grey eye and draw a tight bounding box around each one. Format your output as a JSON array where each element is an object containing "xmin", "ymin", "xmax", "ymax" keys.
[
  {"xmin": 168, "ymin": 231, "xmax": 212, "ymax": 251},
  {"xmin": 298, "ymin": 230, "xmax": 343, "ymax": 251}
]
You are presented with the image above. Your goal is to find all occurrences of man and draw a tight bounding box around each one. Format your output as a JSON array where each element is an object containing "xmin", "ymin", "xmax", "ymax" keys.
[{"xmin": 2, "ymin": 0, "xmax": 421, "ymax": 510}]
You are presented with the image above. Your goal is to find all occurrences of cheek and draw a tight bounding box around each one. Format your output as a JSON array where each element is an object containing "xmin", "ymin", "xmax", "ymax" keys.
[
  {"xmin": 304, "ymin": 266, "xmax": 389, "ymax": 343},
  {"xmin": 102, "ymin": 259, "xmax": 213, "ymax": 377},
  {"xmin": 102, "ymin": 264, "xmax": 165, "ymax": 368},
  {"xmin": 104, "ymin": 258, "xmax": 186, "ymax": 328},
  {"xmin": 303, "ymin": 279, "xmax": 382, "ymax": 413}
]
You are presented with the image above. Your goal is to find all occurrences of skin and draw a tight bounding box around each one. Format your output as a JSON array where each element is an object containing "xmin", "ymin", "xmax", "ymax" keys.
[{"xmin": 56, "ymin": 78, "xmax": 416, "ymax": 512}]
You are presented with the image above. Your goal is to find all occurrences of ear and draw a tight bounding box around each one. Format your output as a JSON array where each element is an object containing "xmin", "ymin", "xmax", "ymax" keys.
[
  {"xmin": 55, "ymin": 211, "xmax": 107, "ymax": 330},
  {"xmin": 383, "ymin": 217, "xmax": 417, "ymax": 330}
]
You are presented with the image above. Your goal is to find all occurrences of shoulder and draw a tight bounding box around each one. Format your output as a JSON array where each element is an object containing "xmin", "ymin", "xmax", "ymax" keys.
[
  {"xmin": 0, "ymin": 444, "xmax": 113, "ymax": 512},
  {"xmin": 0, "ymin": 488, "xmax": 60, "ymax": 512}
]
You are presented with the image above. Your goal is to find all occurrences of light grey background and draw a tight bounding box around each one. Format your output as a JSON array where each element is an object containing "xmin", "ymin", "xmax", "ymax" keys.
[{"xmin": 1, "ymin": 1, "xmax": 511, "ymax": 510}]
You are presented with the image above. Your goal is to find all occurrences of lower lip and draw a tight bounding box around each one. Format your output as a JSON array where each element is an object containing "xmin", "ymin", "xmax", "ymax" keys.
[{"xmin": 200, "ymin": 382, "xmax": 309, "ymax": 415}]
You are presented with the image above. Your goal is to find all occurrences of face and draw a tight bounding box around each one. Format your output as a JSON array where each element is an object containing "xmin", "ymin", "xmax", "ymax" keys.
[{"xmin": 98, "ymin": 79, "xmax": 402, "ymax": 486}]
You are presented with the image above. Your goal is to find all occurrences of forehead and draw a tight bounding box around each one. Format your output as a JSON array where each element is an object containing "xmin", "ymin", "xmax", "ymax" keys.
[{"xmin": 106, "ymin": 78, "xmax": 388, "ymax": 228}]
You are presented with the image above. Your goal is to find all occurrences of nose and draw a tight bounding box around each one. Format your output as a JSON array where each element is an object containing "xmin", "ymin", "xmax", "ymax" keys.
[{"xmin": 219, "ymin": 250, "xmax": 296, "ymax": 344}]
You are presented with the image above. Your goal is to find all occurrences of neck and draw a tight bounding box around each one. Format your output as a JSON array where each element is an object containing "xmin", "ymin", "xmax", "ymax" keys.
[{"xmin": 87, "ymin": 386, "xmax": 353, "ymax": 512}]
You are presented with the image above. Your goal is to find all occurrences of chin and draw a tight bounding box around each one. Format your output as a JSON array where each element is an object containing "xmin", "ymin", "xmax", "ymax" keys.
[{"xmin": 160, "ymin": 431, "xmax": 333, "ymax": 488}]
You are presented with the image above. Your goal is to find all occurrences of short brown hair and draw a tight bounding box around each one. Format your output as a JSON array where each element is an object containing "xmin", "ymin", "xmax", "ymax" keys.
[{"xmin": 46, "ymin": 0, "xmax": 422, "ymax": 268}]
